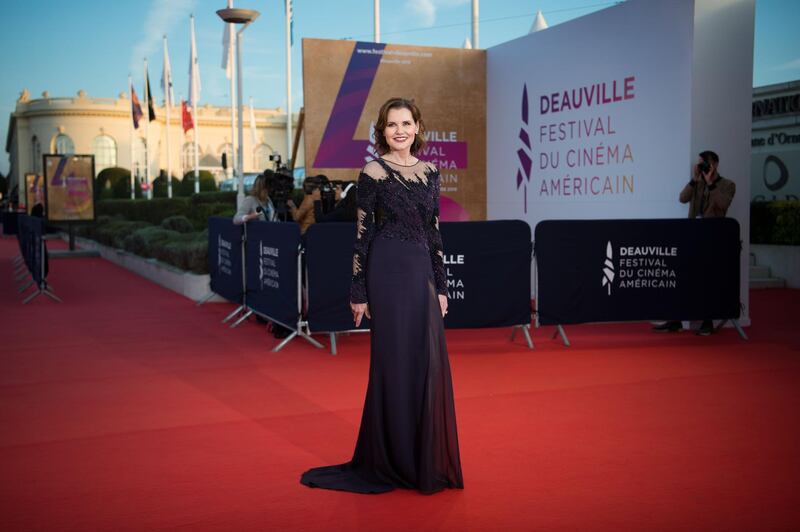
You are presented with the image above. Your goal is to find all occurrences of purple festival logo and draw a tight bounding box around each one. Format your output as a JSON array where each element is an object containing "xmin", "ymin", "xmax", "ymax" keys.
[
  {"xmin": 314, "ymin": 41, "xmax": 467, "ymax": 169},
  {"xmin": 516, "ymin": 84, "xmax": 533, "ymax": 213}
]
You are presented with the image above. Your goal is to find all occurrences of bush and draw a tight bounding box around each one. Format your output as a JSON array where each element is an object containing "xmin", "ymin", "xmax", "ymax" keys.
[
  {"xmin": 190, "ymin": 191, "xmax": 237, "ymax": 205},
  {"xmin": 161, "ymin": 215, "xmax": 194, "ymax": 233},
  {"xmin": 97, "ymin": 198, "xmax": 190, "ymax": 225},
  {"xmin": 152, "ymin": 172, "xmax": 181, "ymax": 198},
  {"xmin": 178, "ymin": 170, "xmax": 217, "ymax": 196},
  {"xmin": 750, "ymin": 201, "xmax": 800, "ymax": 245},
  {"xmin": 122, "ymin": 225, "xmax": 208, "ymax": 273},
  {"xmin": 80, "ymin": 217, "xmax": 151, "ymax": 248},
  {"xmin": 96, "ymin": 167, "xmax": 142, "ymax": 200}
]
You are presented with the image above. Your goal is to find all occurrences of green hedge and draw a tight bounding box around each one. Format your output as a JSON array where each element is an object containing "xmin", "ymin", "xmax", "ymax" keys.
[
  {"xmin": 751, "ymin": 201, "xmax": 800, "ymax": 245},
  {"xmin": 95, "ymin": 195, "xmax": 235, "ymax": 231},
  {"xmin": 177, "ymin": 170, "xmax": 217, "ymax": 196},
  {"xmin": 96, "ymin": 167, "xmax": 143, "ymax": 200},
  {"xmin": 122, "ymin": 226, "xmax": 208, "ymax": 273}
]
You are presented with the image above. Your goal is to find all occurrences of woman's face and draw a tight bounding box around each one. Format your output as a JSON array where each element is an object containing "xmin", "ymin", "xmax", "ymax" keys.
[{"xmin": 383, "ymin": 107, "xmax": 418, "ymax": 154}]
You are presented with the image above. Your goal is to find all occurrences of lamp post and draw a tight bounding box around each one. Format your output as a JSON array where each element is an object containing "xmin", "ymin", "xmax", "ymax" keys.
[{"xmin": 216, "ymin": 7, "xmax": 260, "ymax": 208}]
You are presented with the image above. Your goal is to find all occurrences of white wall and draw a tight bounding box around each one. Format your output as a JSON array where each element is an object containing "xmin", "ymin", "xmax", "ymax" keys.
[
  {"xmin": 486, "ymin": 0, "xmax": 755, "ymax": 325},
  {"xmin": 691, "ymin": 0, "xmax": 755, "ymax": 325}
]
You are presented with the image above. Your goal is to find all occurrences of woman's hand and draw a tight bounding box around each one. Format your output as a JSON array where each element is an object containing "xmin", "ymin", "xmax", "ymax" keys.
[
  {"xmin": 351, "ymin": 302, "xmax": 371, "ymax": 327},
  {"xmin": 438, "ymin": 294, "xmax": 448, "ymax": 318}
]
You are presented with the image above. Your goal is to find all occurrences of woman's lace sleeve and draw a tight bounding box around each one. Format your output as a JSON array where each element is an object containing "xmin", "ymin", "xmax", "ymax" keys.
[
  {"xmin": 350, "ymin": 171, "xmax": 378, "ymax": 304},
  {"xmin": 426, "ymin": 169, "xmax": 448, "ymax": 297}
]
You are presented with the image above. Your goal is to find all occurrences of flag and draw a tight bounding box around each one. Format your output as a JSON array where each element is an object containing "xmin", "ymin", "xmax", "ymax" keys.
[
  {"xmin": 188, "ymin": 15, "xmax": 201, "ymax": 108},
  {"xmin": 161, "ymin": 36, "xmax": 174, "ymax": 106},
  {"xmin": 131, "ymin": 84, "xmax": 144, "ymax": 129},
  {"xmin": 181, "ymin": 100, "xmax": 194, "ymax": 133},
  {"xmin": 249, "ymin": 97, "xmax": 257, "ymax": 146},
  {"xmin": 222, "ymin": 0, "xmax": 234, "ymax": 79},
  {"xmin": 145, "ymin": 70, "xmax": 156, "ymax": 121},
  {"xmin": 286, "ymin": 0, "xmax": 294, "ymax": 46}
]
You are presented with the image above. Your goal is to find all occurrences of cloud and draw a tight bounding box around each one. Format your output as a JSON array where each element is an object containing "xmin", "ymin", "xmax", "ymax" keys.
[
  {"xmin": 771, "ymin": 57, "xmax": 800, "ymax": 71},
  {"xmin": 405, "ymin": 0, "xmax": 469, "ymax": 28},
  {"xmin": 129, "ymin": 0, "xmax": 196, "ymax": 75}
]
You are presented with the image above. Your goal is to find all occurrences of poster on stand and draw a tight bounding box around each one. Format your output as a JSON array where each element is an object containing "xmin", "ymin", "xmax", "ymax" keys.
[{"xmin": 43, "ymin": 154, "xmax": 95, "ymax": 222}]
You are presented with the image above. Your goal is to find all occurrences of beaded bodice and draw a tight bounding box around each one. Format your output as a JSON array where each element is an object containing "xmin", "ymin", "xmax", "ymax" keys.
[{"xmin": 350, "ymin": 158, "xmax": 447, "ymax": 304}]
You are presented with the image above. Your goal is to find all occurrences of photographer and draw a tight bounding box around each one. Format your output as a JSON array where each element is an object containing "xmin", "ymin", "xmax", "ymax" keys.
[
  {"xmin": 654, "ymin": 150, "xmax": 736, "ymax": 336},
  {"xmin": 287, "ymin": 175, "xmax": 330, "ymax": 234},
  {"xmin": 314, "ymin": 181, "xmax": 357, "ymax": 223},
  {"xmin": 233, "ymin": 171, "xmax": 276, "ymax": 224}
]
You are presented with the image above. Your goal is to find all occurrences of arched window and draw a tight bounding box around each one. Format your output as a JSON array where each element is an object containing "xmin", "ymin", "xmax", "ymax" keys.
[
  {"xmin": 254, "ymin": 143, "xmax": 273, "ymax": 171},
  {"xmin": 31, "ymin": 136, "xmax": 42, "ymax": 174},
  {"xmin": 218, "ymin": 143, "xmax": 233, "ymax": 170},
  {"xmin": 54, "ymin": 133, "xmax": 75, "ymax": 154},
  {"xmin": 93, "ymin": 135, "xmax": 117, "ymax": 173},
  {"xmin": 132, "ymin": 137, "xmax": 147, "ymax": 178},
  {"xmin": 182, "ymin": 142, "xmax": 200, "ymax": 173}
]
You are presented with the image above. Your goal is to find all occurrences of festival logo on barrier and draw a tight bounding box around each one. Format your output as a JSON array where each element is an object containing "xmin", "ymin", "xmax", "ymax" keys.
[
  {"xmin": 603, "ymin": 241, "xmax": 678, "ymax": 294},
  {"xmin": 258, "ymin": 241, "xmax": 280, "ymax": 290},
  {"xmin": 602, "ymin": 241, "xmax": 615, "ymax": 295},
  {"xmin": 43, "ymin": 154, "xmax": 95, "ymax": 222},
  {"xmin": 303, "ymin": 38, "xmax": 486, "ymax": 221},
  {"xmin": 444, "ymin": 253, "xmax": 466, "ymax": 301},
  {"xmin": 217, "ymin": 235, "xmax": 233, "ymax": 276}
]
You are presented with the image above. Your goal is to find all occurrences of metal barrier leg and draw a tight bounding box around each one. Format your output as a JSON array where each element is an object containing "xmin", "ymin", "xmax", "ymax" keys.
[
  {"xmin": 222, "ymin": 305, "xmax": 245, "ymax": 323},
  {"xmin": 17, "ymin": 279, "xmax": 33, "ymax": 293},
  {"xmin": 510, "ymin": 325, "xmax": 534, "ymax": 349},
  {"xmin": 521, "ymin": 324, "xmax": 534, "ymax": 349},
  {"xmin": 42, "ymin": 287, "xmax": 63, "ymax": 303},
  {"xmin": 230, "ymin": 309, "xmax": 253, "ymax": 328},
  {"xmin": 330, "ymin": 332, "xmax": 337, "ymax": 355},
  {"xmin": 731, "ymin": 319, "xmax": 748, "ymax": 341},
  {"xmin": 719, "ymin": 319, "xmax": 749, "ymax": 341},
  {"xmin": 555, "ymin": 325, "xmax": 570, "ymax": 347}
]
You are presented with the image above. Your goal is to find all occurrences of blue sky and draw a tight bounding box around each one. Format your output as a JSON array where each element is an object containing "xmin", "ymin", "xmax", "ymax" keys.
[{"xmin": 2, "ymin": 0, "xmax": 799, "ymax": 175}]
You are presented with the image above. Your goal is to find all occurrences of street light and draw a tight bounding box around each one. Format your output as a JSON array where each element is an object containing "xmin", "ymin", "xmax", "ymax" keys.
[{"xmin": 217, "ymin": 7, "xmax": 260, "ymax": 208}]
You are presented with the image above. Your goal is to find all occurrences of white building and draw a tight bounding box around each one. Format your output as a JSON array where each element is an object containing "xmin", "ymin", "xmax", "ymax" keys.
[{"xmin": 5, "ymin": 88, "xmax": 303, "ymax": 194}]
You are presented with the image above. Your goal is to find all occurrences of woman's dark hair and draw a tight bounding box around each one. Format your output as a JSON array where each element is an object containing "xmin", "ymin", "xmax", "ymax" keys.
[{"xmin": 374, "ymin": 97, "xmax": 426, "ymax": 155}]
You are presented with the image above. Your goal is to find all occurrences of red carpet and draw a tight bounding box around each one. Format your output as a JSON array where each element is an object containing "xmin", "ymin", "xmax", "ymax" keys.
[{"xmin": 1, "ymin": 236, "xmax": 799, "ymax": 531}]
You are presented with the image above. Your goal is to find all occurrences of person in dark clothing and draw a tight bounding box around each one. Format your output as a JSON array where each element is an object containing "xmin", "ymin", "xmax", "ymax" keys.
[{"xmin": 653, "ymin": 150, "xmax": 736, "ymax": 336}]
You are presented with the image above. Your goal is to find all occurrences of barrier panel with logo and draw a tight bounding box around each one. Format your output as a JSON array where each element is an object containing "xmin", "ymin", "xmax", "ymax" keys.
[
  {"xmin": 305, "ymin": 222, "xmax": 370, "ymax": 333},
  {"xmin": 245, "ymin": 221, "xmax": 301, "ymax": 328},
  {"xmin": 207, "ymin": 217, "xmax": 244, "ymax": 304},
  {"xmin": 534, "ymin": 218, "xmax": 741, "ymax": 325},
  {"xmin": 304, "ymin": 220, "xmax": 532, "ymax": 332},
  {"xmin": 440, "ymin": 220, "xmax": 532, "ymax": 328}
]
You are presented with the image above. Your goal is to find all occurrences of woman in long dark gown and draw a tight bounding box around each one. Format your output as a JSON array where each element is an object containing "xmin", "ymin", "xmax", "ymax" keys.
[{"xmin": 300, "ymin": 98, "xmax": 463, "ymax": 494}]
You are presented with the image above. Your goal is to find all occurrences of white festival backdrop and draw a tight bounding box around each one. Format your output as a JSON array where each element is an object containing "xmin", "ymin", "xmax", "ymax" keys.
[{"xmin": 486, "ymin": 0, "xmax": 754, "ymax": 324}]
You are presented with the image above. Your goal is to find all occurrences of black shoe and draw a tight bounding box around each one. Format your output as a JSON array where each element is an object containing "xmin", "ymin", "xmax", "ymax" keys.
[
  {"xmin": 653, "ymin": 321, "xmax": 682, "ymax": 332},
  {"xmin": 697, "ymin": 320, "xmax": 714, "ymax": 336}
]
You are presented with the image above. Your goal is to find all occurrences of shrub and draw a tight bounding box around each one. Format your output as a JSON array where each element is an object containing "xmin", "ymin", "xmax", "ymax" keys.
[
  {"xmin": 178, "ymin": 170, "xmax": 217, "ymax": 196},
  {"xmin": 96, "ymin": 167, "xmax": 142, "ymax": 200},
  {"xmin": 152, "ymin": 172, "xmax": 181, "ymax": 198},
  {"xmin": 161, "ymin": 215, "xmax": 194, "ymax": 233},
  {"xmin": 82, "ymin": 217, "xmax": 151, "ymax": 248},
  {"xmin": 750, "ymin": 201, "xmax": 800, "ymax": 245},
  {"xmin": 122, "ymin": 226, "xmax": 181, "ymax": 258}
]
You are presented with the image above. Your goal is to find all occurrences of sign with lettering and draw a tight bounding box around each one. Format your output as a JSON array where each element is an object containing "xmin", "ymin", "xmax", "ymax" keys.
[
  {"xmin": 43, "ymin": 154, "xmax": 95, "ymax": 222},
  {"xmin": 303, "ymin": 38, "xmax": 486, "ymax": 221}
]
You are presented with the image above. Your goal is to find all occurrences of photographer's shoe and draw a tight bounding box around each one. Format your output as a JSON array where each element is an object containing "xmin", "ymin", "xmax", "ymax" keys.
[
  {"xmin": 697, "ymin": 320, "xmax": 714, "ymax": 336},
  {"xmin": 653, "ymin": 321, "xmax": 682, "ymax": 332}
]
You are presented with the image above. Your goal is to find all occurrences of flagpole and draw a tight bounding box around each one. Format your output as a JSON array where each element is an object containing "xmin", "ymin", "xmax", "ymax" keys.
[
  {"xmin": 128, "ymin": 75, "xmax": 135, "ymax": 200},
  {"xmin": 472, "ymin": 0, "xmax": 479, "ymax": 49},
  {"xmin": 225, "ymin": 0, "xmax": 237, "ymax": 193},
  {"xmin": 285, "ymin": 0, "xmax": 292, "ymax": 168},
  {"xmin": 190, "ymin": 14, "xmax": 200, "ymax": 195},
  {"xmin": 374, "ymin": 0, "xmax": 380, "ymax": 43},
  {"xmin": 144, "ymin": 58, "xmax": 152, "ymax": 200},
  {"xmin": 164, "ymin": 36, "xmax": 173, "ymax": 199}
]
